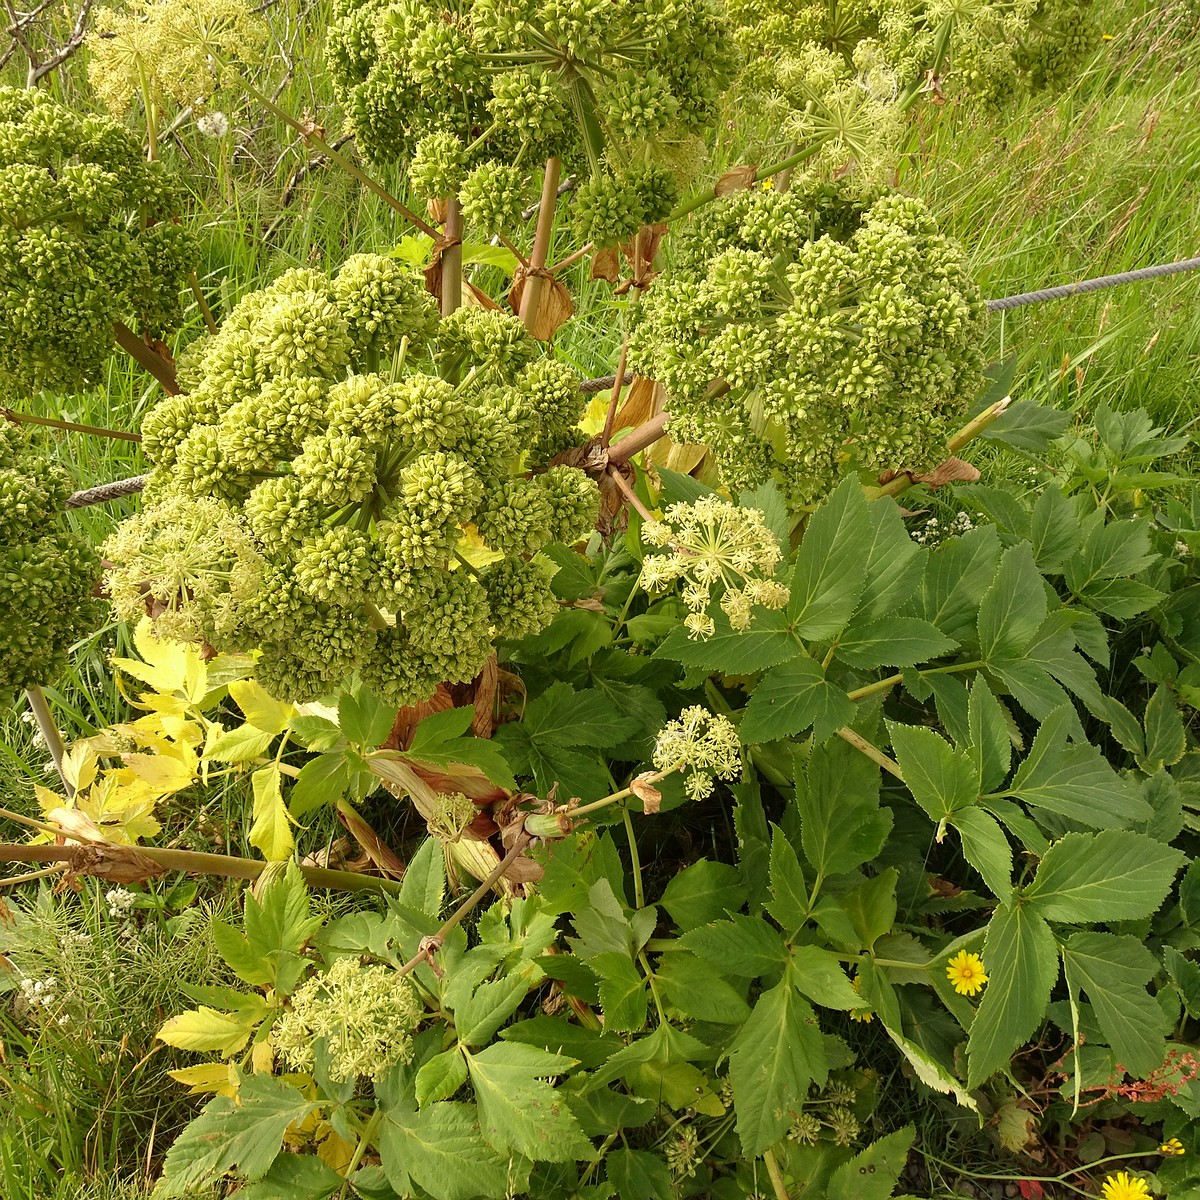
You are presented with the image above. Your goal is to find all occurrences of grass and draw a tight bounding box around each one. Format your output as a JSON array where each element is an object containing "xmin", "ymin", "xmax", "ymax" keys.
[{"xmin": 2, "ymin": 0, "xmax": 1200, "ymax": 1192}]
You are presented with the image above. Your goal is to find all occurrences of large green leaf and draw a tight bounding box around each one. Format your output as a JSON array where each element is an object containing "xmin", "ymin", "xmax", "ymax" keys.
[
  {"xmin": 592, "ymin": 951, "xmax": 648, "ymax": 1033},
  {"xmin": 967, "ymin": 901, "xmax": 1059, "ymax": 1088},
  {"xmin": 1023, "ymin": 830, "xmax": 1184, "ymax": 923},
  {"xmin": 1061, "ymin": 933, "xmax": 1168, "ymax": 1077},
  {"xmin": 656, "ymin": 608, "xmax": 798, "ymax": 673},
  {"xmin": 951, "ymin": 807, "xmax": 1013, "ymax": 900},
  {"xmin": 858, "ymin": 497, "xmax": 926, "ymax": 620},
  {"xmin": 338, "ymin": 684, "xmax": 396, "ymax": 749},
  {"xmin": 835, "ymin": 616, "xmax": 957, "ymax": 670},
  {"xmin": 729, "ymin": 978, "xmax": 827, "ymax": 1155},
  {"xmin": 156, "ymin": 1075, "xmax": 316, "ymax": 1197},
  {"xmin": 911, "ymin": 524, "xmax": 1002, "ymax": 644},
  {"xmin": 516, "ymin": 681, "xmax": 639, "ymax": 749},
  {"xmin": 789, "ymin": 945, "xmax": 862, "ymax": 1010},
  {"xmin": 977, "ymin": 543, "xmax": 1048, "ymax": 663},
  {"xmin": 767, "ymin": 826, "xmax": 809, "ymax": 936},
  {"xmin": 795, "ymin": 739, "xmax": 890, "ymax": 877},
  {"xmin": 234, "ymin": 1154, "xmax": 342, "ymax": 1200},
  {"xmin": 659, "ymin": 859, "xmax": 747, "ymax": 930},
  {"xmin": 888, "ymin": 724, "xmax": 979, "ymax": 825},
  {"xmin": 379, "ymin": 1100, "xmax": 513, "ymax": 1200},
  {"xmin": 1003, "ymin": 706, "xmax": 1150, "ymax": 828},
  {"xmin": 679, "ymin": 916, "xmax": 788, "ymax": 979},
  {"xmin": 826, "ymin": 1126, "xmax": 915, "ymax": 1200},
  {"xmin": 967, "ymin": 680, "xmax": 1013, "ymax": 793},
  {"xmin": 464, "ymin": 1043, "xmax": 591, "ymax": 1162},
  {"xmin": 655, "ymin": 952, "xmax": 751, "ymax": 1024},
  {"xmin": 606, "ymin": 1149, "xmax": 674, "ymax": 1200},
  {"xmin": 788, "ymin": 477, "xmax": 873, "ymax": 640},
  {"xmin": 402, "ymin": 706, "xmax": 517, "ymax": 790},
  {"xmin": 740, "ymin": 657, "xmax": 854, "ymax": 744}
]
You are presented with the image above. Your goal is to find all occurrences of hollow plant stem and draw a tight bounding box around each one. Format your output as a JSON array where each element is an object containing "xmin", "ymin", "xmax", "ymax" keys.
[
  {"xmin": 189, "ymin": 271, "xmax": 220, "ymax": 334},
  {"xmin": 519, "ymin": 157, "xmax": 562, "ymax": 336},
  {"xmin": 112, "ymin": 322, "xmax": 180, "ymax": 395},
  {"xmin": 0, "ymin": 841, "xmax": 404, "ymax": 895},
  {"xmin": 606, "ymin": 464, "xmax": 654, "ymax": 522},
  {"xmin": 601, "ymin": 335, "xmax": 630, "ymax": 446},
  {"xmin": 442, "ymin": 197, "xmax": 463, "ymax": 316},
  {"xmin": 2, "ymin": 407, "xmax": 140, "ymax": 443},
  {"xmin": 25, "ymin": 686, "xmax": 72, "ymax": 798},
  {"xmin": 397, "ymin": 833, "xmax": 534, "ymax": 977},
  {"xmin": 608, "ymin": 412, "xmax": 669, "ymax": 466}
]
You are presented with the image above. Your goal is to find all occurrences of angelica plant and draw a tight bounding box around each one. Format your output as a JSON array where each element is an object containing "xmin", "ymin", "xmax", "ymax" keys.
[
  {"xmin": 0, "ymin": 425, "xmax": 104, "ymax": 697},
  {"xmin": 106, "ymin": 256, "xmax": 600, "ymax": 705},
  {"xmin": 0, "ymin": 86, "xmax": 193, "ymax": 399},
  {"xmin": 629, "ymin": 183, "xmax": 986, "ymax": 507},
  {"xmin": 88, "ymin": 0, "xmax": 267, "ymax": 157},
  {"xmin": 326, "ymin": 0, "xmax": 734, "ymax": 266}
]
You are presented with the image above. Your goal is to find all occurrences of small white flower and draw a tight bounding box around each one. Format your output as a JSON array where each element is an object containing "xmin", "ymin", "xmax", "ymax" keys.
[{"xmin": 1175, "ymin": 540, "xmax": 1190, "ymax": 557}]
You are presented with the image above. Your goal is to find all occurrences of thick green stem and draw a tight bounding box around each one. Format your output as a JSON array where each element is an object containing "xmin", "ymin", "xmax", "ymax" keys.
[
  {"xmin": 0, "ymin": 841, "xmax": 403, "ymax": 895},
  {"xmin": 189, "ymin": 271, "xmax": 220, "ymax": 334},
  {"xmin": 24, "ymin": 686, "xmax": 72, "ymax": 798},
  {"xmin": 339, "ymin": 1109, "xmax": 384, "ymax": 1200},
  {"xmin": 396, "ymin": 834, "xmax": 534, "ymax": 977},
  {"xmin": 112, "ymin": 322, "xmax": 180, "ymax": 395},
  {"xmin": 519, "ymin": 157, "xmax": 562, "ymax": 336},
  {"xmin": 2, "ymin": 407, "xmax": 140, "ymax": 443},
  {"xmin": 441, "ymin": 197, "xmax": 463, "ymax": 316}
]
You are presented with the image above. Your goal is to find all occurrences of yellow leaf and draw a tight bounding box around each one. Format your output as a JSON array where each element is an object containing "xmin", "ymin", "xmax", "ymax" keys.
[
  {"xmin": 167, "ymin": 1062, "xmax": 240, "ymax": 1097},
  {"xmin": 120, "ymin": 750, "xmax": 197, "ymax": 794},
  {"xmin": 249, "ymin": 765, "xmax": 294, "ymax": 861},
  {"xmin": 76, "ymin": 777, "xmax": 162, "ymax": 844},
  {"xmin": 158, "ymin": 1006, "xmax": 257, "ymax": 1056},
  {"xmin": 317, "ymin": 1124, "xmax": 357, "ymax": 1173},
  {"xmin": 45, "ymin": 805, "xmax": 106, "ymax": 844},
  {"xmin": 251, "ymin": 1038, "xmax": 275, "ymax": 1074},
  {"xmin": 61, "ymin": 744, "xmax": 98, "ymax": 793},
  {"xmin": 229, "ymin": 679, "xmax": 295, "ymax": 737},
  {"xmin": 34, "ymin": 783, "xmax": 66, "ymax": 818},
  {"xmin": 114, "ymin": 618, "xmax": 208, "ymax": 702}
]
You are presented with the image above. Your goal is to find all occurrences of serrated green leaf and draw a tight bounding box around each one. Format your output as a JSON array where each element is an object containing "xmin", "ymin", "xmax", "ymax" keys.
[
  {"xmin": 1003, "ymin": 706, "xmax": 1150, "ymax": 828},
  {"xmin": 977, "ymin": 543, "xmax": 1048, "ymax": 663},
  {"xmin": 464, "ymin": 1042, "xmax": 592, "ymax": 1161},
  {"xmin": 205, "ymin": 724, "xmax": 276, "ymax": 764},
  {"xmin": 912, "ymin": 524, "xmax": 1002, "ymax": 644},
  {"xmin": 826, "ymin": 1125, "xmax": 915, "ymax": 1200},
  {"xmin": 288, "ymin": 751, "xmax": 349, "ymax": 818},
  {"xmin": 678, "ymin": 916, "xmax": 788, "ymax": 979},
  {"xmin": 888, "ymin": 723, "xmax": 979, "ymax": 825},
  {"xmin": 858, "ymin": 497, "xmax": 926, "ymax": 620},
  {"xmin": 655, "ymin": 608, "xmax": 798, "ymax": 674},
  {"xmin": 729, "ymin": 979, "xmax": 827, "ymax": 1155},
  {"xmin": 740, "ymin": 657, "xmax": 854, "ymax": 744},
  {"xmin": 520, "ymin": 681, "xmax": 638, "ymax": 748},
  {"xmin": 379, "ymin": 1100, "xmax": 513, "ymax": 1200},
  {"xmin": 605, "ymin": 1149, "xmax": 674, "ymax": 1200},
  {"xmin": 655, "ymin": 951, "xmax": 750, "ymax": 1023},
  {"xmin": 950, "ymin": 807, "xmax": 1012, "ymax": 901},
  {"xmin": 1141, "ymin": 685, "xmax": 1186, "ymax": 773},
  {"xmin": 592, "ymin": 951, "xmax": 648, "ymax": 1033},
  {"xmin": 659, "ymin": 859, "xmax": 746, "ymax": 930},
  {"xmin": 1023, "ymin": 830, "xmax": 1184, "ymax": 922},
  {"xmin": 1164, "ymin": 947, "xmax": 1200, "ymax": 1019},
  {"xmin": 788, "ymin": 478, "xmax": 873, "ymax": 640},
  {"xmin": 414, "ymin": 1047, "xmax": 469, "ymax": 1108},
  {"xmin": 249, "ymin": 765, "xmax": 294, "ymax": 862},
  {"xmin": 155, "ymin": 1074, "xmax": 315, "ymax": 1197},
  {"xmin": 1029, "ymin": 487, "xmax": 1081, "ymax": 573},
  {"xmin": 767, "ymin": 825, "xmax": 809, "ymax": 935},
  {"xmin": 982, "ymin": 400, "xmax": 1070, "ymax": 453},
  {"xmin": 234, "ymin": 1154, "xmax": 342, "ymax": 1200},
  {"xmin": 967, "ymin": 902, "xmax": 1059, "ymax": 1088},
  {"xmin": 338, "ymin": 685, "xmax": 396, "ymax": 749},
  {"xmin": 967, "ymin": 680, "xmax": 1013, "ymax": 793},
  {"xmin": 796, "ymin": 738, "xmax": 890, "ymax": 877},
  {"xmin": 397, "ymin": 837, "xmax": 445, "ymax": 919},
  {"xmin": 836, "ymin": 616, "xmax": 958, "ymax": 670},
  {"xmin": 789, "ymin": 945, "xmax": 861, "ymax": 1010},
  {"xmin": 1061, "ymin": 932, "xmax": 1168, "ymax": 1077},
  {"xmin": 454, "ymin": 974, "xmax": 529, "ymax": 1046}
]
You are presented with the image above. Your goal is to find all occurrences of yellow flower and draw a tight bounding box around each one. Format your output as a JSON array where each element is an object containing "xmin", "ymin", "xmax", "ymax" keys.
[
  {"xmin": 1160, "ymin": 1138, "xmax": 1185, "ymax": 1156},
  {"xmin": 1101, "ymin": 1172, "xmax": 1151, "ymax": 1200},
  {"xmin": 946, "ymin": 951, "xmax": 988, "ymax": 997}
]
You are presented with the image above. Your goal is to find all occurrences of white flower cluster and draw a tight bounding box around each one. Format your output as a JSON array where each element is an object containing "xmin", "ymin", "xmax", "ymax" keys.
[
  {"xmin": 641, "ymin": 497, "xmax": 790, "ymax": 639},
  {"xmin": 912, "ymin": 510, "xmax": 977, "ymax": 547},
  {"xmin": 273, "ymin": 956, "xmax": 422, "ymax": 1082},
  {"xmin": 653, "ymin": 707, "xmax": 742, "ymax": 801},
  {"xmin": 18, "ymin": 975, "xmax": 70, "ymax": 1025}
]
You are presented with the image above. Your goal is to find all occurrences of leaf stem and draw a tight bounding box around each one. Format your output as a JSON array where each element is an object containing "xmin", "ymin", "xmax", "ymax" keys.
[
  {"xmin": 763, "ymin": 1148, "xmax": 791, "ymax": 1200},
  {"xmin": 836, "ymin": 727, "xmax": 903, "ymax": 780},
  {"xmin": 25, "ymin": 686, "xmax": 72, "ymax": 798},
  {"xmin": 622, "ymin": 803, "xmax": 645, "ymax": 910},
  {"xmin": 396, "ymin": 833, "xmax": 534, "ymax": 977},
  {"xmin": 2, "ymin": 406, "xmax": 141, "ymax": 443},
  {"xmin": 339, "ymin": 1108, "xmax": 384, "ymax": 1200},
  {"xmin": 519, "ymin": 157, "xmax": 562, "ymax": 336}
]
